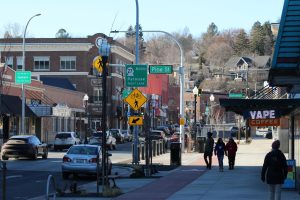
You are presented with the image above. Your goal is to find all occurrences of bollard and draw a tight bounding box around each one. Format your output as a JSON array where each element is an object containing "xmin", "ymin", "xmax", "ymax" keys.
[
  {"xmin": 141, "ymin": 143, "xmax": 145, "ymax": 160},
  {"xmin": 152, "ymin": 140, "xmax": 156, "ymax": 157},
  {"xmin": 2, "ymin": 161, "xmax": 7, "ymax": 200}
]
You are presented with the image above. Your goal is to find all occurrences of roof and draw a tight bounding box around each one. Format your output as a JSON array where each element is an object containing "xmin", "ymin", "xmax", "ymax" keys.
[
  {"xmin": 40, "ymin": 77, "xmax": 77, "ymax": 91},
  {"xmin": 219, "ymin": 98, "xmax": 300, "ymax": 116},
  {"xmin": 253, "ymin": 56, "xmax": 271, "ymax": 68},
  {"xmin": 270, "ymin": 0, "xmax": 300, "ymax": 86},
  {"xmin": 1, "ymin": 94, "xmax": 36, "ymax": 117}
]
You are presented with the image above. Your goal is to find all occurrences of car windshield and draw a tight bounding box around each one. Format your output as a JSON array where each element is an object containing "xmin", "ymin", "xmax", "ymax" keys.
[
  {"xmin": 7, "ymin": 138, "xmax": 28, "ymax": 144},
  {"xmin": 56, "ymin": 133, "xmax": 71, "ymax": 139},
  {"xmin": 68, "ymin": 146, "xmax": 98, "ymax": 155}
]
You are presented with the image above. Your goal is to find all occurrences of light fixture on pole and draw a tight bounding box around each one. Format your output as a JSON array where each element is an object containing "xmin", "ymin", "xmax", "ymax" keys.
[
  {"xmin": 83, "ymin": 94, "xmax": 89, "ymax": 144},
  {"xmin": 97, "ymin": 37, "xmax": 111, "ymax": 195},
  {"xmin": 192, "ymin": 86, "xmax": 198, "ymax": 143},
  {"xmin": 209, "ymin": 94, "xmax": 215, "ymax": 126},
  {"xmin": 21, "ymin": 13, "xmax": 41, "ymax": 134}
]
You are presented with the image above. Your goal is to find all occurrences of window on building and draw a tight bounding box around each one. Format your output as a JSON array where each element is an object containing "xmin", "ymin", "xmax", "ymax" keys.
[
  {"xmin": 93, "ymin": 88, "xmax": 102, "ymax": 103},
  {"xmin": 34, "ymin": 56, "xmax": 50, "ymax": 71},
  {"xmin": 16, "ymin": 56, "xmax": 23, "ymax": 70},
  {"xmin": 60, "ymin": 56, "xmax": 76, "ymax": 71},
  {"xmin": 5, "ymin": 56, "xmax": 13, "ymax": 68}
]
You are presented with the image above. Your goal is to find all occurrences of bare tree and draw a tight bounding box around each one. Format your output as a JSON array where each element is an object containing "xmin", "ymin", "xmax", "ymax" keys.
[{"xmin": 2, "ymin": 23, "xmax": 22, "ymax": 38}]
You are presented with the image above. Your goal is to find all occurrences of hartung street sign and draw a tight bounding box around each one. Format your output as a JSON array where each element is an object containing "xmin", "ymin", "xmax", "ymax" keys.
[
  {"xmin": 15, "ymin": 71, "xmax": 31, "ymax": 84},
  {"xmin": 125, "ymin": 64, "xmax": 148, "ymax": 87},
  {"xmin": 149, "ymin": 65, "xmax": 173, "ymax": 74}
]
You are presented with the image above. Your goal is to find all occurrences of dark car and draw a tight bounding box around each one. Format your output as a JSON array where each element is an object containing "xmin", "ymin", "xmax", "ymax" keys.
[
  {"xmin": 156, "ymin": 126, "xmax": 171, "ymax": 136},
  {"xmin": 1, "ymin": 135, "xmax": 48, "ymax": 160},
  {"xmin": 150, "ymin": 130, "xmax": 166, "ymax": 141}
]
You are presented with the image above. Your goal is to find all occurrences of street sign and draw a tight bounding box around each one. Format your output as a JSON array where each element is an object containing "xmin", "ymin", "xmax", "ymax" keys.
[
  {"xmin": 128, "ymin": 116, "xmax": 143, "ymax": 126},
  {"xmin": 229, "ymin": 93, "xmax": 245, "ymax": 98},
  {"xmin": 93, "ymin": 56, "xmax": 103, "ymax": 73},
  {"xmin": 122, "ymin": 89, "xmax": 131, "ymax": 99},
  {"xmin": 125, "ymin": 64, "xmax": 148, "ymax": 87},
  {"xmin": 15, "ymin": 71, "xmax": 31, "ymax": 84},
  {"xmin": 149, "ymin": 65, "xmax": 173, "ymax": 74},
  {"xmin": 125, "ymin": 88, "xmax": 147, "ymax": 111}
]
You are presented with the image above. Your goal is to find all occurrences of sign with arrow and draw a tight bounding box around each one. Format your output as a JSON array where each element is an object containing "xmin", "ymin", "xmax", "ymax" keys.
[{"xmin": 128, "ymin": 116, "xmax": 143, "ymax": 126}]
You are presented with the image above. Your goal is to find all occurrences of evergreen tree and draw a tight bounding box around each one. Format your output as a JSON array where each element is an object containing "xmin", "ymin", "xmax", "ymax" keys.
[
  {"xmin": 262, "ymin": 21, "xmax": 274, "ymax": 55},
  {"xmin": 250, "ymin": 21, "xmax": 265, "ymax": 55},
  {"xmin": 55, "ymin": 28, "xmax": 70, "ymax": 38},
  {"xmin": 233, "ymin": 29, "xmax": 250, "ymax": 56}
]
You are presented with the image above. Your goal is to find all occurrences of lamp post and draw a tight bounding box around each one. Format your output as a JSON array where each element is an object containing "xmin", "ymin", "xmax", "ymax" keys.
[
  {"xmin": 21, "ymin": 13, "xmax": 41, "ymax": 134},
  {"xmin": 209, "ymin": 94, "xmax": 215, "ymax": 132},
  {"xmin": 83, "ymin": 94, "xmax": 89, "ymax": 144},
  {"xmin": 97, "ymin": 38, "xmax": 111, "ymax": 194},
  {"xmin": 192, "ymin": 86, "xmax": 198, "ymax": 143}
]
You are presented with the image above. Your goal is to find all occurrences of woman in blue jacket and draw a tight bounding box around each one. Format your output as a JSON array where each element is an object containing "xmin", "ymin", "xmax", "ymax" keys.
[{"xmin": 214, "ymin": 138, "xmax": 227, "ymax": 172}]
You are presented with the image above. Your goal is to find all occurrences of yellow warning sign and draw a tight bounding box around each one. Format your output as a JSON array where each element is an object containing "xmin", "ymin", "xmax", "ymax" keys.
[
  {"xmin": 179, "ymin": 118, "xmax": 185, "ymax": 125},
  {"xmin": 128, "ymin": 116, "xmax": 143, "ymax": 126},
  {"xmin": 125, "ymin": 88, "xmax": 147, "ymax": 111},
  {"xmin": 93, "ymin": 56, "xmax": 103, "ymax": 73}
]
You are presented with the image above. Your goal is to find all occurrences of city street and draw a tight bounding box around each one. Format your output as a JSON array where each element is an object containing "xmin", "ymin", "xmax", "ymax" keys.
[{"xmin": 0, "ymin": 142, "xmax": 133, "ymax": 199}]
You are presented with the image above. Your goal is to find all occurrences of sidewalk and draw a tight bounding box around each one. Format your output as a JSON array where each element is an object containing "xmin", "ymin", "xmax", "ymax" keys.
[{"xmin": 32, "ymin": 139, "xmax": 300, "ymax": 199}]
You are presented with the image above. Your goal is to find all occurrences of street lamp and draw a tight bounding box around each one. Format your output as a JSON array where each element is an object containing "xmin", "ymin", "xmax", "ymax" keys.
[
  {"xmin": 21, "ymin": 13, "xmax": 41, "ymax": 134},
  {"xmin": 83, "ymin": 94, "xmax": 89, "ymax": 144},
  {"xmin": 97, "ymin": 37, "xmax": 111, "ymax": 195},
  {"xmin": 192, "ymin": 86, "xmax": 198, "ymax": 143},
  {"xmin": 209, "ymin": 94, "xmax": 215, "ymax": 131}
]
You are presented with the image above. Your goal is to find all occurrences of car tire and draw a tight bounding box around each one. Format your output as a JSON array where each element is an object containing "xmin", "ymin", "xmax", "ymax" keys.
[
  {"xmin": 32, "ymin": 149, "xmax": 38, "ymax": 160},
  {"xmin": 62, "ymin": 172, "xmax": 69, "ymax": 180},
  {"xmin": 42, "ymin": 149, "xmax": 48, "ymax": 159},
  {"xmin": 1, "ymin": 155, "xmax": 8, "ymax": 160}
]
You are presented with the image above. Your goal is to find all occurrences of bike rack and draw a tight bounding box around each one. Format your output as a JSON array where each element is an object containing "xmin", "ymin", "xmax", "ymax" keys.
[{"xmin": 46, "ymin": 174, "xmax": 56, "ymax": 200}]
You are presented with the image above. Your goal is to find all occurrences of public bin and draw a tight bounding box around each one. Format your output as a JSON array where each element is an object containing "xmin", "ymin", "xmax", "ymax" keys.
[
  {"xmin": 197, "ymin": 136, "xmax": 206, "ymax": 153},
  {"xmin": 170, "ymin": 142, "xmax": 181, "ymax": 166}
]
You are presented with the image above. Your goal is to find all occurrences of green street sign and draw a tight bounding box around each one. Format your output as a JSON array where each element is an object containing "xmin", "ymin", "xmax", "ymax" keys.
[
  {"xmin": 125, "ymin": 64, "xmax": 148, "ymax": 87},
  {"xmin": 15, "ymin": 71, "xmax": 32, "ymax": 84},
  {"xmin": 122, "ymin": 89, "xmax": 131, "ymax": 99},
  {"xmin": 229, "ymin": 93, "xmax": 245, "ymax": 98},
  {"xmin": 149, "ymin": 65, "xmax": 173, "ymax": 74}
]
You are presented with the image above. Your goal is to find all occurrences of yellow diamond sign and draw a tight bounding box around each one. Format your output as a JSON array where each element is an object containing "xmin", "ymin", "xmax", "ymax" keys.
[
  {"xmin": 125, "ymin": 88, "xmax": 147, "ymax": 111},
  {"xmin": 93, "ymin": 56, "xmax": 103, "ymax": 73}
]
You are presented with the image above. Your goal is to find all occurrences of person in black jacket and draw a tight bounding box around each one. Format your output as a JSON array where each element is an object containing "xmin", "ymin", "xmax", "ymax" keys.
[{"xmin": 261, "ymin": 140, "xmax": 287, "ymax": 200}]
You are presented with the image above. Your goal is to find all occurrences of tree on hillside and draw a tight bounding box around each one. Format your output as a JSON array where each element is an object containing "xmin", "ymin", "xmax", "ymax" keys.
[
  {"xmin": 262, "ymin": 21, "xmax": 274, "ymax": 55},
  {"xmin": 2, "ymin": 23, "xmax": 22, "ymax": 38},
  {"xmin": 250, "ymin": 21, "xmax": 265, "ymax": 55},
  {"xmin": 233, "ymin": 29, "xmax": 250, "ymax": 56},
  {"xmin": 55, "ymin": 28, "xmax": 71, "ymax": 38}
]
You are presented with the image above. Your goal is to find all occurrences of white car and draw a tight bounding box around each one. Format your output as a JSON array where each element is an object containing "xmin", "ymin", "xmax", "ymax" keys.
[
  {"xmin": 54, "ymin": 132, "xmax": 81, "ymax": 151},
  {"xmin": 89, "ymin": 131, "xmax": 117, "ymax": 150}
]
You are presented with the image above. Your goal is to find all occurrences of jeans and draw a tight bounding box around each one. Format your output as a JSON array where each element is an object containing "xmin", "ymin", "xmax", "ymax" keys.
[
  {"xmin": 204, "ymin": 152, "xmax": 212, "ymax": 169},
  {"xmin": 217, "ymin": 155, "xmax": 224, "ymax": 170},
  {"xmin": 268, "ymin": 184, "xmax": 281, "ymax": 200}
]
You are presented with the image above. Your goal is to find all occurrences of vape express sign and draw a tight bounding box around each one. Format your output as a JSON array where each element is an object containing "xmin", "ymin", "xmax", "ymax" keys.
[{"xmin": 245, "ymin": 110, "xmax": 281, "ymax": 127}]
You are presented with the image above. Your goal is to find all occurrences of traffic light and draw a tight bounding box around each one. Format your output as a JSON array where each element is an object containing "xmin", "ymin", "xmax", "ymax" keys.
[{"xmin": 140, "ymin": 107, "xmax": 145, "ymax": 115}]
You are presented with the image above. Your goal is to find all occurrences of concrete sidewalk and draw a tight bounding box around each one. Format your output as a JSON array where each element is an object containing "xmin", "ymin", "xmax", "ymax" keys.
[{"xmin": 31, "ymin": 139, "xmax": 300, "ymax": 199}]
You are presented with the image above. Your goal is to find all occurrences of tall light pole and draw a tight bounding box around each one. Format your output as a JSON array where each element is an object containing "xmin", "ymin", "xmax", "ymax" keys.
[
  {"xmin": 83, "ymin": 94, "xmax": 89, "ymax": 144},
  {"xmin": 209, "ymin": 94, "xmax": 215, "ymax": 132},
  {"xmin": 193, "ymin": 86, "xmax": 198, "ymax": 143},
  {"xmin": 21, "ymin": 13, "xmax": 41, "ymax": 134},
  {"xmin": 111, "ymin": 29, "xmax": 185, "ymax": 151}
]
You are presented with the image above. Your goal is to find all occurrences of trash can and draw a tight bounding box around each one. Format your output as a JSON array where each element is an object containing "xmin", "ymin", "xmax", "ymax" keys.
[
  {"xmin": 170, "ymin": 142, "xmax": 181, "ymax": 166},
  {"xmin": 197, "ymin": 136, "xmax": 206, "ymax": 153}
]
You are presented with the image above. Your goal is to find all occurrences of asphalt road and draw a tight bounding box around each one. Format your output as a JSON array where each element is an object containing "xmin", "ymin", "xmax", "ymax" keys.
[{"xmin": 0, "ymin": 142, "xmax": 133, "ymax": 200}]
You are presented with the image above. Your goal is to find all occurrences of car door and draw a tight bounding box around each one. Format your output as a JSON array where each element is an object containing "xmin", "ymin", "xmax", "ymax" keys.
[{"xmin": 32, "ymin": 136, "xmax": 43, "ymax": 155}]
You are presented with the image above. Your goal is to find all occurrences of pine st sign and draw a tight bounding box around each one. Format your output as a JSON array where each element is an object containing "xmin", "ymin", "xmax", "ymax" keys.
[{"xmin": 125, "ymin": 88, "xmax": 147, "ymax": 111}]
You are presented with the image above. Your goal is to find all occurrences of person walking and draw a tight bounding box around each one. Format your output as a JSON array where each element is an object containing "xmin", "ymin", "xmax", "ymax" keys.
[
  {"xmin": 261, "ymin": 140, "xmax": 288, "ymax": 200},
  {"xmin": 225, "ymin": 137, "xmax": 238, "ymax": 170},
  {"xmin": 214, "ymin": 138, "xmax": 227, "ymax": 172},
  {"xmin": 204, "ymin": 132, "xmax": 214, "ymax": 169}
]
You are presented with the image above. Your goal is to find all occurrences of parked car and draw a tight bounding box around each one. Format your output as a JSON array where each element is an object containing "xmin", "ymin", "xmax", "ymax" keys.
[
  {"xmin": 1, "ymin": 135, "xmax": 48, "ymax": 160},
  {"xmin": 156, "ymin": 126, "xmax": 171, "ymax": 136},
  {"xmin": 110, "ymin": 129, "xmax": 125, "ymax": 144},
  {"xmin": 61, "ymin": 144, "xmax": 112, "ymax": 179},
  {"xmin": 89, "ymin": 131, "xmax": 117, "ymax": 150},
  {"xmin": 122, "ymin": 129, "xmax": 132, "ymax": 142},
  {"xmin": 54, "ymin": 132, "xmax": 81, "ymax": 151},
  {"xmin": 150, "ymin": 130, "xmax": 166, "ymax": 141}
]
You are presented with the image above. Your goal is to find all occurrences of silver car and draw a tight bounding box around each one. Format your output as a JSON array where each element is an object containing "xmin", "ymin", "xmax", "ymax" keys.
[{"xmin": 61, "ymin": 144, "xmax": 112, "ymax": 179}]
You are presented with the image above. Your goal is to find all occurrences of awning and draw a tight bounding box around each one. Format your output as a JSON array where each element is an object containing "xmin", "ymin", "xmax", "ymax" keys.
[
  {"xmin": 0, "ymin": 94, "xmax": 36, "ymax": 117},
  {"xmin": 219, "ymin": 98, "xmax": 300, "ymax": 116}
]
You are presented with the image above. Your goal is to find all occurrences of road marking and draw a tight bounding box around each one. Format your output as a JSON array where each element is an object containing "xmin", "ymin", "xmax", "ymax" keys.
[
  {"xmin": 181, "ymin": 169, "xmax": 205, "ymax": 172},
  {"xmin": 6, "ymin": 175, "xmax": 23, "ymax": 179}
]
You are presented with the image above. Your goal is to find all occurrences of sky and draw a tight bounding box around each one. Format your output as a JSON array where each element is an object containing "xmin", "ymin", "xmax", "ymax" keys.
[{"xmin": 0, "ymin": 0, "xmax": 285, "ymax": 40}]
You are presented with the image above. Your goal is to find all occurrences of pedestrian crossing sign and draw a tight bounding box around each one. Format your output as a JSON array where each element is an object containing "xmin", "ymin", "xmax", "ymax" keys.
[{"xmin": 125, "ymin": 88, "xmax": 147, "ymax": 111}]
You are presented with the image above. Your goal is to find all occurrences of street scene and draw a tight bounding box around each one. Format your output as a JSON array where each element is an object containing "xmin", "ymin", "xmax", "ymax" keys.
[{"xmin": 1, "ymin": 0, "xmax": 300, "ymax": 199}]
